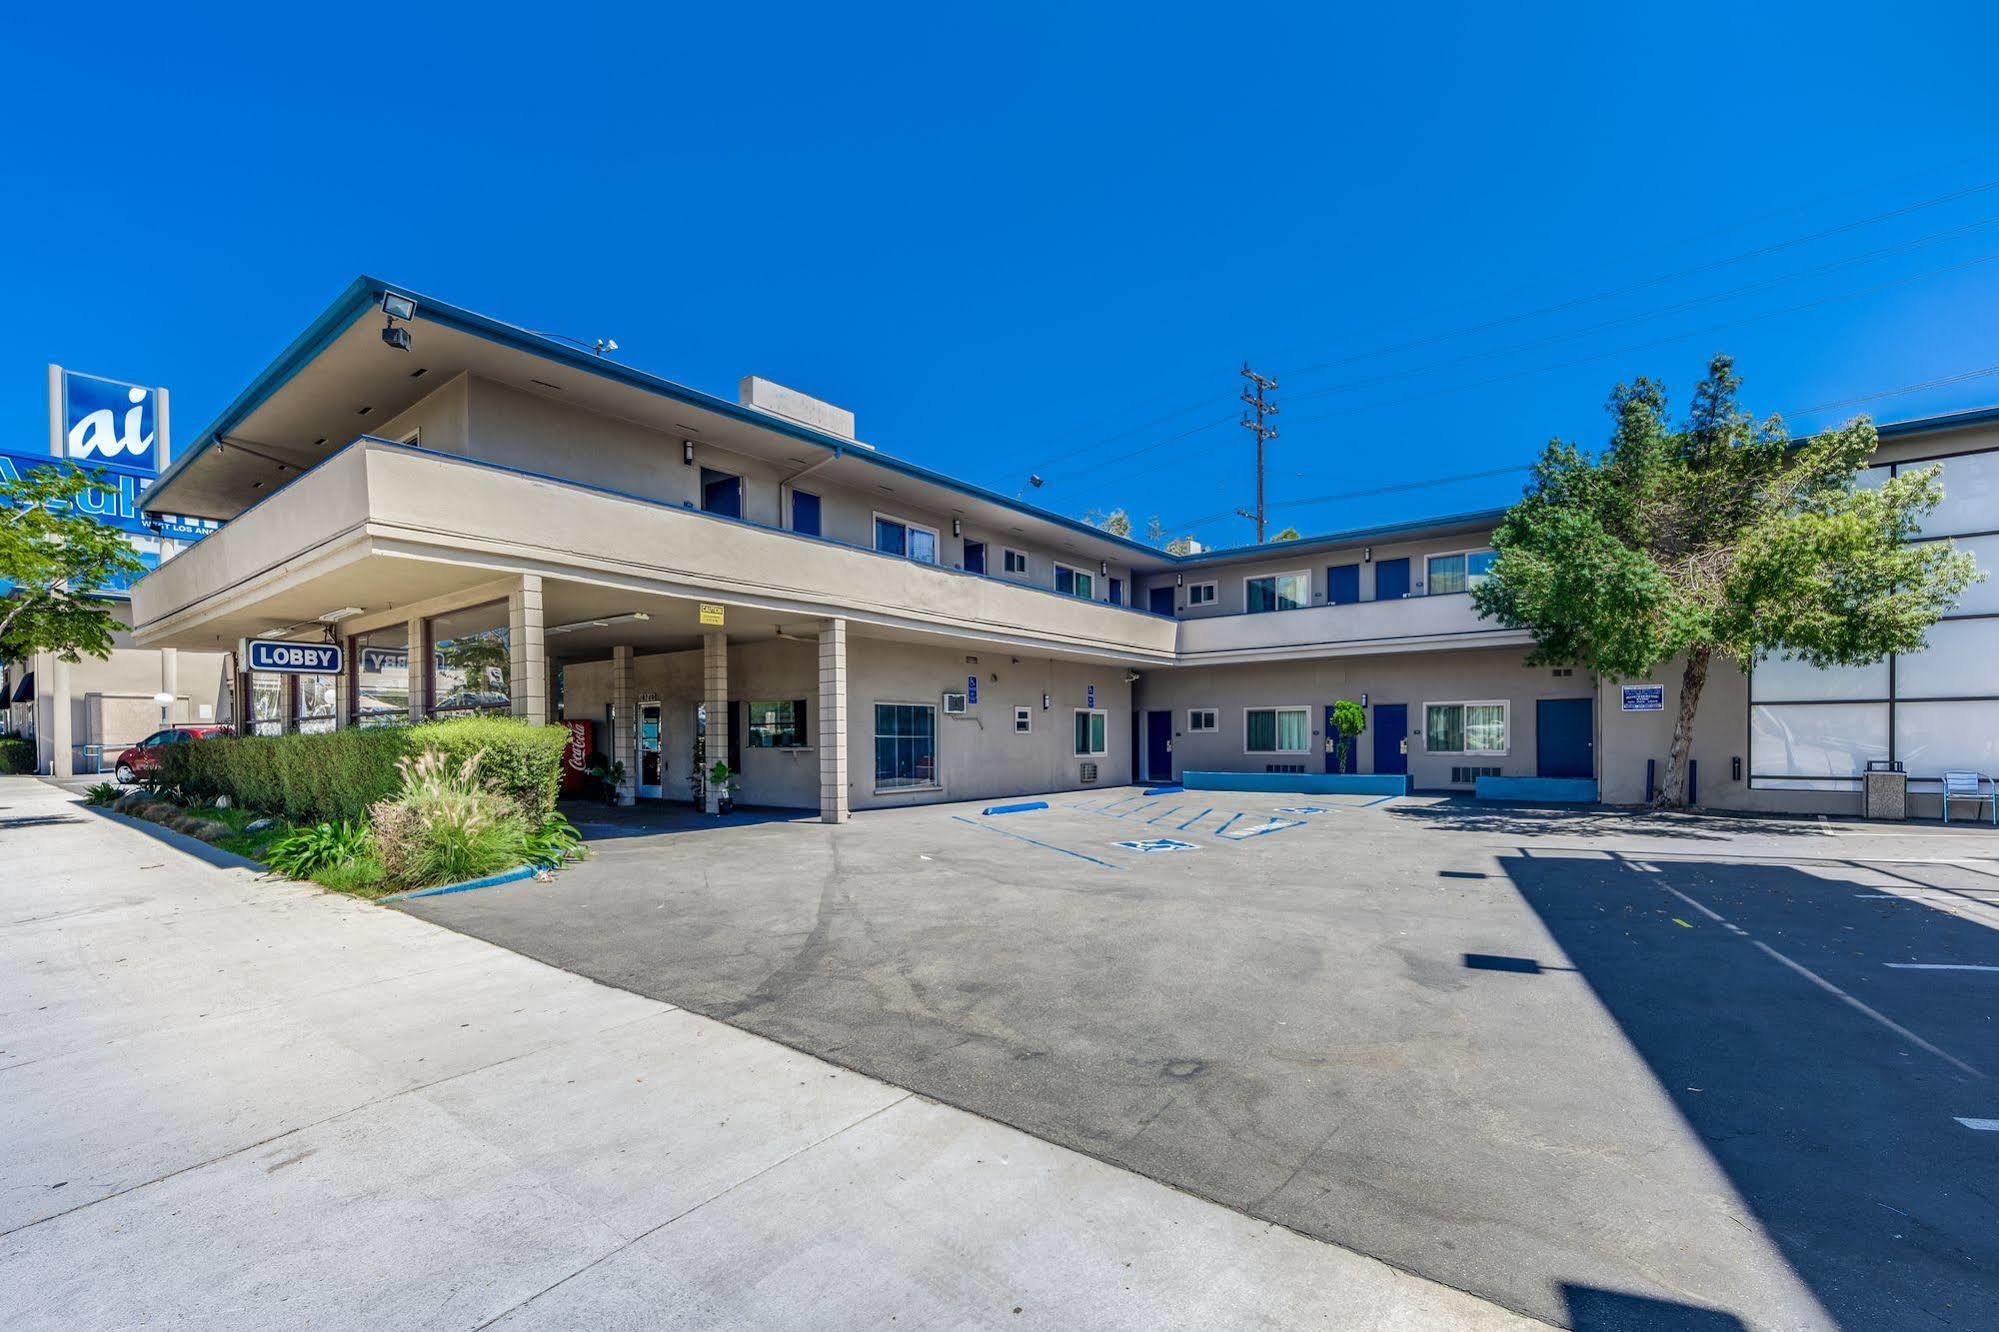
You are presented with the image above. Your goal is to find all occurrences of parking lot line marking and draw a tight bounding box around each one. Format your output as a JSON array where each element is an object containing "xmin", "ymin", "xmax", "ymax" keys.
[
  {"xmin": 1359, "ymin": 794, "xmax": 1399, "ymax": 807},
  {"xmin": 1176, "ymin": 807, "xmax": 1212, "ymax": 830},
  {"xmin": 1885, "ymin": 963, "xmax": 1999, "ymax": 972},
  {"xmin": 1628, "ymin": 863, "xmax": 1987, "ymax": 1079},
  {"xmin": 1219, "ymin": 818, "xmax": 1307, "ymax": 840},
  {"xmin": 1146, "ymin": 806, "xmax": 1186, "ymax": 824},
  {"xmin": 1955, "ymin": 1117, "xmax": 1999, "ymax": 1130},
  {"xmin": 1117, "ymin": 800, "xmax": 1165, "ymax": 820},
  {"xmin": 1215, "ymin": 813, "xmax": 1245, "ymax": 836},
  {"xmin": 948, "ymin": 816, "xmax": 1120, "ymax": 869}
]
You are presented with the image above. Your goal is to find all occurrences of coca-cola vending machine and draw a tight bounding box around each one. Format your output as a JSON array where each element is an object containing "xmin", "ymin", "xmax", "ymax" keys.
[{"xmin": 561, "ymin": 719, "xmax": 593, "ymax": 796}]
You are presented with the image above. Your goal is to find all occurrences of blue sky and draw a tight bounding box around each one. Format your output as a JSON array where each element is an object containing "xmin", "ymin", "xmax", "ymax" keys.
[{"xmin": 8, "ymin": 2, "xmax": 1999, "ymax": 546}]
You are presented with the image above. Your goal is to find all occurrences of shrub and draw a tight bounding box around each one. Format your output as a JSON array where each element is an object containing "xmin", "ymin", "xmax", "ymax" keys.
[
  {"xmin": 155, "ymin": 716, "xmax": 569, "ymax": 825},
  {"xmin": 0, "ymin": 736, "xmax": 32, "ymax": 774},
  {"xmin": 523, "ymin": 811, "xmax": 585, "ymax": 866},
  {"xmin": 265, "ymin": 820, "xmax": 374, "ymax": 880},
  {"xmin": 371, "ymin": 749, "xmax": 533, "ymax": 890},
  {"xmin": 83, "ymin": 781, "xmax": 122, "ymax": 806}
]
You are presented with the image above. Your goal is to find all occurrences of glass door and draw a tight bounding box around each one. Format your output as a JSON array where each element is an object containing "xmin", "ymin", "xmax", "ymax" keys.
[{"xmin": 638, "ymin": 702, "xmax": 664, "ymax": 799}]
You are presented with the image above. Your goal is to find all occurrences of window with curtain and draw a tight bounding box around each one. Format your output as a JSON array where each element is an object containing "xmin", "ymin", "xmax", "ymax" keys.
[
  {"xmin": 874, "ymin": 703, "xmax": 936, "ymax": 788},
  {"xmin": 1055, "ymin": 565, "xmax": 1095, "ymax": 599},
  {"xmin": 1426, "ymin": 702, "xmax": 1507, "ymax": 753},
  {"xmin": 1245, "ymin": 706, "xmax": 1309, "ymax": 752},
  {"xmin": 1245, "ymin": 573, "xmax": 1307, "ymax": 613},
  {"xmin": 249, "ymin": 674, "xmax": 285, "ymax": 737},
  {"xmin": 875, "ymin": 515, "xmax": 938, "ymax": 563},
  {"xmin": 1073, "ymin": 709, "xmax": 1107, "ymax": 755},
  {"xmin": 431, "ymin": 602, "xmax": 511, "ymax": 714},
  {"xmin": 1427, "ymin": 550, "xmax": 1497, "ymax": 595},
  {"xmin": 296, "ymin": 674, "xmax": 338, "ymax": 734}
]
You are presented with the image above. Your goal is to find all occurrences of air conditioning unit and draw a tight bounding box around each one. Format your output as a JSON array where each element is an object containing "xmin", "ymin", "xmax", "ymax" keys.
[
  {"xmin": 942, "ymin": 691, "xmax": 967, "ymax": 715},
  {"xmin": 1079, "ymin": 762, "xmax": 1098, "ymax": 783},
  {"xmin": 1450, "ymin": 765, "xmax": 1502, "ymax": 784}
]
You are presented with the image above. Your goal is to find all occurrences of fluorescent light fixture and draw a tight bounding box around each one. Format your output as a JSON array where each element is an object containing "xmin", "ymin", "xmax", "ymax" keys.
[
  {"xmin": 545, "ymin": 611, "xmax": 651, "ymax": 636},
  {"xmin": 319, "ymin": 607, "xmax": 365, "ymax": 623}
]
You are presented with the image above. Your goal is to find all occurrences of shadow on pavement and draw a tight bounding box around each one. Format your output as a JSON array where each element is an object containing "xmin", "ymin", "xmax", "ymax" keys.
[
  {"xmin": 1390, "ymin": 798, "xmax": 1821, "ymax": 841},
  {"xmin": 1502, "ymin": 850, "xmax": 1998, "ymax": 1329},
  {"xmin": 558, "ymin": 799, "xmax": 820, "ymax": 842},
  {"xmin": 1562, "ymin": 1285, "xmax": 1747, "ymax": 1330}
]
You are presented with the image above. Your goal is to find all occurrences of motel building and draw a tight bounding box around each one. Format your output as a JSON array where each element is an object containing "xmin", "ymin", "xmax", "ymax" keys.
[{"xmin": 125, "ymin": 278, "xmax": 1999, "ymax": 822}]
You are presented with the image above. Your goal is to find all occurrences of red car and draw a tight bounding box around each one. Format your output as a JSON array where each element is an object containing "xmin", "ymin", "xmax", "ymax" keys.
[{"xmin": 113, "ymin": 725, "xmax": 232, "ymax": 784}]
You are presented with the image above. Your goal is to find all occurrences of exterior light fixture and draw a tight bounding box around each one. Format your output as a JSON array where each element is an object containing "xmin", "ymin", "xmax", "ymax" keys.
[
  {"xmin": 1175, "ymin": 573, "xmax": 1184, "ymax": 586},
  {"xmin": 1028, "ymin": 474, "xmax": 1044, "ymax": 488},
  {"xmin": 1099, "ymin": 560, "xmax": 1108, "ymax": 577},
  {"xmin": 381, "ymin": 293, "xmax": 416, "ymax": 351},
  {"xmin": 1042, "ymin": 692, "xmax": 1050, "ymax": 709},
  {"xmin": 545, "ymin": 611, "xmax": 652, "ymax": 637},
  {"xmin": 952, "ymin": 517, "xmax": 961, "ymax": 537},
  {"xmin": 319, "ymin": 607, "xmax": 364, "ymax": 623},
  {"xmin": 683, "ymin": 440, "xmax": 695, "ymax": 465},
  {"xmin": 1362, "ymin": 546, "xmax": 1372, "ymax": 563}
]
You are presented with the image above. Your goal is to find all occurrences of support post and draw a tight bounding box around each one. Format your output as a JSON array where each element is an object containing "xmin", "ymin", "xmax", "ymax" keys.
[
  {"xmin": 703, "ymin": 631, "xmax": 728, "ymax": 814},
  {"xmin": 818, "ymin": 618, "xmax": 849, "ymax": 824},
  {"xmin": 612, "ymin": 645, "xmax": 636, "ymax": 806},
  {"xmin": 508, "ymin": 574, "xmax": 549, "ymax": 725},
  {"xmin": 406, "ymin": 616, "xmax": 427, "ymax": 724},
  {"xmin": 160, "ymin": 648, "xmax": 178, "ymax": 726},
  {"xmin": 49, "ymin": 655, "xmax": 72, "ymax": 777}
]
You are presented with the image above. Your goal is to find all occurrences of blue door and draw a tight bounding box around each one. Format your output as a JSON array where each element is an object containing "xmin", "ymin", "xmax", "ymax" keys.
[
  {"xmin": 1536, "ymin": 698, "xmax": 1594, "ymax": 779},
  {"xmin": 1373, "ymin": 703, "xmax": 1409, "ymax": 775},
  {"xmin": 1145, "ymin": 710, "xmax": 1174, "ymax": 782},
  {"xmin": 1374, "ymin": 558, "xmax": 1410, "ymax": 601},
  {"xmin": 1149, "ymin": 585, "xmax": 1175, "ymax": 615},
  {"xmin": 1323, "ymin": 705, "xmax": 1357, "ymax": 773},
  {"xmin": 1327, "ymin": 564, "xmax": 1360, "ymax": 605}
]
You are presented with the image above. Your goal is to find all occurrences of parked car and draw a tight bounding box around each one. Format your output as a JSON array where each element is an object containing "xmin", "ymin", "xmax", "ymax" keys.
[{"xmin": 113, "ymin": 725, "xmax": 231, "ymax": 784}]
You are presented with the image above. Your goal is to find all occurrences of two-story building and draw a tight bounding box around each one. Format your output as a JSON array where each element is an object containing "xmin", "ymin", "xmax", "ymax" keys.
[{"xmin": 128, "ymin": 278, "xmax": 1999, "ymax": 821}]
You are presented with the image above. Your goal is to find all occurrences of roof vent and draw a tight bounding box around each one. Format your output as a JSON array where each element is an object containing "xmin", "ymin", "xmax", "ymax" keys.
[{"xmin": 739, "ymin": 376, "xmax": 870, "ymax": 448}]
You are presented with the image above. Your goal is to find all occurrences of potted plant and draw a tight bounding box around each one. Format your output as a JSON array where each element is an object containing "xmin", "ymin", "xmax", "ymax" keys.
[{"xmin": 708, "ymin": 760, "xmax": 737, "ymax": 815}]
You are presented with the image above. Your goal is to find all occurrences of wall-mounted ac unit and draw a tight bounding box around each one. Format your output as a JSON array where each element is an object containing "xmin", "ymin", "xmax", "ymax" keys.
[
  {"xmin": 1079, "ymin": 762, "xmax": 1098, "ymax": 783},
  {"xmin": 943, "ymin": 691, "xmax": 967, "ymax": 715}
]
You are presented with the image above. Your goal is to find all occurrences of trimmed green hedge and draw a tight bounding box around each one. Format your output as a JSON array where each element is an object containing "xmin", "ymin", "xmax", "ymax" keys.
[
  {"xmin": 0, "ymin": 735, "xmax": 34, "ymax": 774},
  {"xmin": 155, "ymin": 716, "xmax": 569, "ymax": 824}
]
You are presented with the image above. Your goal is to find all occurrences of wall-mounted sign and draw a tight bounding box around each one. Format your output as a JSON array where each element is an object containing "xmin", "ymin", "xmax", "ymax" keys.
[
  {"xmin": 244, "ymin": 639, "xmax": 344, "ymax": 675},
  {"xmin": 699, "ymin": 602, "xmax": 725, "ymax": 627},
  {"xmin": 966, "ymin": 674, "xmax": 979, "ymax": 705},
  {"xmin": 1622, "ymin": 684, "xmax": 1665, "ymax": 712},
  {"xmin": 57, "ymin": 370, "xmax": 164, "ymax": 476},
  {"xmin": 1086, "ymin": 684, "xmax": 1096, "ymax": 708}
]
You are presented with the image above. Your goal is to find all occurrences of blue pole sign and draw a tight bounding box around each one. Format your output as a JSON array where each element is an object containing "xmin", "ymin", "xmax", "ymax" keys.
[
  {"xmin": 244, "ymin": 639, "xmax": 344, "ymax": 675},
  {"xmin": 60, "ymin": 371, "xmax": 163, "ymax": 475},
  {"xmin": 1622, "ymin": 684, "xmax": 1665, "ymax": 712},
  {"xmin": 966, "ymin": 674, "xmax": 978, "ymax": 705}
]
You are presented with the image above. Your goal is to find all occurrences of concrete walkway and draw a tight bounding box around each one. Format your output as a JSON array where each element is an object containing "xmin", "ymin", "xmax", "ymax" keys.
[{"xmin": 0, "ymin": 777, "xmax": 1535, "ymax": 1330}]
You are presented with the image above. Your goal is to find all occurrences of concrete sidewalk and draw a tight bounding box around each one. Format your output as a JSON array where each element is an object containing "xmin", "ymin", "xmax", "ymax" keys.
[{"xmin": 0, "ymin": 776, "xmax": 1535, "ymax": 1330}]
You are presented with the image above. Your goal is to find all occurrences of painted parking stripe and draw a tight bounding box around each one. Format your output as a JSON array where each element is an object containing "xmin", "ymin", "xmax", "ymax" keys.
[
  {"xmin": 1214, "ymin": 812, "xmax": 1245, "ymax": 837},
  {"xmin": 1218, "ymin": 817, "xmax": 1307, "ymax": 840},
  {"xmin": 949, "ymin": 815, "xmax": 1120, "ymax": 869},
  {"xmin": 1146, "ymin": 805, "xmax": 1186, "ymax": 824},
  {"xmin": 1955, "ymin": 1117, "xmax": 1999, "ymax": 1131},
  {"xmin": 1176, "ymin": 807, "xmax": 1213, "ymax": 830},
  {"xmin": 1885, "ymin": 963, "xmax": 1999, "ymax": 972}
]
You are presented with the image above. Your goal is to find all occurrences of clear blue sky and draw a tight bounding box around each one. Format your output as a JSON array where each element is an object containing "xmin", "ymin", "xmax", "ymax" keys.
[{"xmin": 8, "ymin": 2, "xmax": 1999, "ymax": 546}]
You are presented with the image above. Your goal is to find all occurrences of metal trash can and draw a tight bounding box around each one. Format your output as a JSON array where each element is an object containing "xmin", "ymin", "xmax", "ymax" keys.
[{"xmin": 1864, "ymin": 759, "xmax": 1906, "ymax": 822}]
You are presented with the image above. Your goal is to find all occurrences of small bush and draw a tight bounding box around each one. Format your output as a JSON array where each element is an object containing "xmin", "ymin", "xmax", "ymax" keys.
[
  {"xmin": 371, "ymin": 749, "xmax": 533, "ymax": 890},
  {"xmin": 265, "ymin": 821, "xmax": 374, "ymax": 880},
  {"xmin": 0, "ymin": 736, "xmax": 33, "ymax": 774},
  {"xmin": 83, "ymin": 782, "xmax": 122, "ymax": 806},
  {"xmin": 523, "ymin": 811, "xmax": 585, "ymax": 866}
]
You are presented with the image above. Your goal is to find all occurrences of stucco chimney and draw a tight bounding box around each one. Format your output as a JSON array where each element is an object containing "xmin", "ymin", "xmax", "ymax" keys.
[{"xmin": 739, "ymin": 376, "xmax": 861, "ymax": 444}]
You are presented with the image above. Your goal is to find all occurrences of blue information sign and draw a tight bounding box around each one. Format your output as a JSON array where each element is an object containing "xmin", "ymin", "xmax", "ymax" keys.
[
  {"xmin": 1622, "ymin": 684, "xmax": 1665, "ymax": 712},
  {"xmin": 966, "ymin": 674, "xmax": 978, "ymax": 705},
  {"xmin": 245, "ymin": 639, "xmax": 344, "ymax": 675}
]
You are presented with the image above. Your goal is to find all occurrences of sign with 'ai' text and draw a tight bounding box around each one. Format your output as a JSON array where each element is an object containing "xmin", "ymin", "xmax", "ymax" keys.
[
  {"xmin": 57, "ymin": 370, "xmax": 164, "ymax": 475},
  {"xmin": 244, "ymin": 639, "xmax": 344, "ymax": 675}
]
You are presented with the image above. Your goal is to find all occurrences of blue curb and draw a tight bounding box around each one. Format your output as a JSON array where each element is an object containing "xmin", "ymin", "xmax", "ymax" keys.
[
  {"xmin": 1143, "ymin": 785, "xmax": 1184, "ymax": 795},
  {"xmin": 981, "ymin": 800, "xmax": 1049, "ymax": 816},
  {"xmin": 379, "ymin": 863, "xmax": 540, "ymax": 904}
]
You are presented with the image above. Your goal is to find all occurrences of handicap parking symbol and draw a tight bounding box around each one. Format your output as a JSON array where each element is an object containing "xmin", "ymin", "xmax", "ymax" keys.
[
  {"xmin": 1274, "ymin": 805, "xmax": 1330, "ymax": 815},
  {"xmin": 1113, "ymin": 837, "xmax": 1199, "ymax": 853}
]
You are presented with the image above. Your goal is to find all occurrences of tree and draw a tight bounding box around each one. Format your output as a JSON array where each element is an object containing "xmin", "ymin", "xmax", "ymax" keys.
[
  {"xmin": 1329, "ymin": 699, "xmax": 1366, "ymax": 773},
  {"xmin": 1473, "ymin": 354, "xmax": 1979, "ymax": 809},
  {"xmin": 1270, "ymin": 526, "xmax": 1302, "ymax": 542},
  {"xmin": 1082, "ymin": 507, "xmax": 1133, "ymax": 538},
  {"xmin": 0, "ymin": 466, "xmax": 146, "ymax": 663}
]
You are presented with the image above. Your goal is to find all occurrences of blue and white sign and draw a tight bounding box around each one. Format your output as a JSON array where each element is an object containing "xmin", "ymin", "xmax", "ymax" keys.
[
  {"xmin": 1622, "ymin": 685, "xmax": 1665, "ymax": 713},
  {"xmin": 1113, "ymin": 838, "xmax": 1198, "ymax": 853},
  {"xmin": 244, "ymin": 639, "xmax": 344, "ymax": 675},
  {"xmin": 1086, "ymin": 684, "xmax": 1095, "ymax": 708},
  {"xmin": 60, "ymin": 371, "xmax": 162, "ymax": 475},
  {"xmin": 966, "ymin": 674, "xmax": 979, "ymax": 705}
]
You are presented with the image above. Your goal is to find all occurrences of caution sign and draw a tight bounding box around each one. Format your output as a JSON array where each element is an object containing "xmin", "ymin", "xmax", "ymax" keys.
[{"xmin": 699, "ymin": 602, "xmax": 726, "ymax": 627}]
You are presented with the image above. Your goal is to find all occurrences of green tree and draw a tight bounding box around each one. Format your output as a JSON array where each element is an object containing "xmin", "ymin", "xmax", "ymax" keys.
[
  {"xmin": 1083, "ymin": 507, "xmax": 1133, "ymax": 538},
  {"xmin": 1270, "ymin": 526, "xmax": 1302, "ymax": 542},
  {"xmin": 0, "ymin": 466, "xmax": 145, "ymax": 662},
  {"xmin": 1330, "ymin": 699, "xmax": 1366, "ymax": 773},
  {"xmin": 1473, "ymin": 354, "xmax": 1978, "ymax": 808}
]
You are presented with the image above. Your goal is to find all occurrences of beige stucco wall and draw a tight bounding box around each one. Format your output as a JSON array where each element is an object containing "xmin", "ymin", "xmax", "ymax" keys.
[{"xmin": 11, "ymin": 612, "xmax": 227, "ymax": 774}]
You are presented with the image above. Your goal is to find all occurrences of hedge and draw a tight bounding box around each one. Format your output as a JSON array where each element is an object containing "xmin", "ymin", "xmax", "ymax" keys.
[
  {"xmin": 154, "ymin": 715, "xmax": 570, "ymax": 825},
  {"xmin": 0, "ymin": 736, "xmax": 33, "ymax": 774}
]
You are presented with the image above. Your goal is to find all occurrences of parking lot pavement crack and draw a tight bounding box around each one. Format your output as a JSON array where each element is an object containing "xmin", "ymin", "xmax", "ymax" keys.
[{"xmin": 469, "ymin": 1091, "xmax": 916, "ymax": 1331}]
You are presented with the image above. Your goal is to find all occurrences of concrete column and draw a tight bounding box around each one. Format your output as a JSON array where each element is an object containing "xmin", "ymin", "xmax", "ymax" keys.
[
  {"xmin": 508, "ymin": 574, "xmax": 549, "ymax": 725},
  {"xmin": 703, "ymin": 631, "xmax": 728, "ymax": 814},
  {"xmin": 406, "ymin": 616, "xmax": 427, "ymax": 724},
  {"xmin": 818, "ymin": 619, "xmax": 849, "ymax": 824},
  {"xmin": 160, "ymin": 648, "xmax": 179, "ymax": 726},
  {"xmin": 50, "ymin": 655, "xmax": 71, "ymax": 778},
  {"xmin": 612, "ymin": 645, "xmax": 636, "ymax": 806},
  {"xmin": 330, "ymin": 641, "xmax": 349, "ymax": 730}
]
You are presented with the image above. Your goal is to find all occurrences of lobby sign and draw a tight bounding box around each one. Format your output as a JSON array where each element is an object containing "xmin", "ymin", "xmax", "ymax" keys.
[
  {"xmin": 243, "ymin": 639, "xmax": 344, "ymax": 675},
  {"xmin": 1622, "ymin": 684, "xmax": 1665, "ymax": 712}
]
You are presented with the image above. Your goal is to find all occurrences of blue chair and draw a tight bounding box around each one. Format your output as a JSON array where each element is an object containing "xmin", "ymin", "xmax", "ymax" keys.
[{"xmin": 1941, "ymin": 770, "xmax": 1997, "ymax": 825}]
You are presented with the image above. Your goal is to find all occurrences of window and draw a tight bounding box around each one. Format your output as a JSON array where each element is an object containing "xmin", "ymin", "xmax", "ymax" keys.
[
  {"xmin": 1003, "ymin": 548, "xmax": 1029, "ymax": 575},
  {"xmin": 700, "ymin": 468, "xmax": 742, "ymax": 519},
  {"xmin": 963, "ymin": 540, "xmax": 986, "ymax": 575},
  {"xmin": 1187, "ymin": 581, "xmax": 1217, "ymax": 606},
  {"xmin": 1014, "ymin": 706, "xmax": 1032, "ymax": 733},
  {"xmin": 1188, "ymin": 708, "xmax": 1218, "ymax": 732},
  {"xmin": 875, "ymin": 513, "xmax": 939, "ymax": 563},
  {"xmin": 1073, "ymin": 709, "xmax": 1107, "ymax": 756},
  {"xmin": 431, "ymin": 601, "xmax": 511, "ymax": 715},
  {"xmin": 746, "ymin": 699, "xmax": 808, "ymax": 748},
  {"xmin": 1426, "ymin": 549, "xmax": 1496, "ymax": 595},
  {"xmin": 1245, "ymin": 572, "xmax": 1308, "ymax": 614},
  {"xmin": 1245, "ymin": 706, "xmax": 1310, "ymax": 753},
  {"xmin": 297, "ymin": 674, "xmax": 338, "ymax": 735},
  {"xmin": 875, "ymin": 703, "xmax": 936, "ymax": 789},
  {"xmin": 249, "ymin": 673, "xmax": 285, "ymax": 737},
  {"xmin": 1054, "ymin": 563, "xmax": 1095, "ymax": 599},
  {"xmin": 1425, "ymin": 701, "xmax": 1507, "ymax": 754},
  {"xmin": 353, "ymin": 624, "xmax": 410, "ymax": 724},
  {"xmin": 1108, "ymin": 576, "xmax": 1124, "ymax": 606},
  {"xmin": 789, "ymin": 491, "xmax": 821, "ymax": 537}
]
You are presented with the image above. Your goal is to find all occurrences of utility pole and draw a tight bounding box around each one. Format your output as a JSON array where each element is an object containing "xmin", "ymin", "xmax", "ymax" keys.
[{"xmin": 1237, "ymin": 364, "xmax": 1279, "ymax": 543}]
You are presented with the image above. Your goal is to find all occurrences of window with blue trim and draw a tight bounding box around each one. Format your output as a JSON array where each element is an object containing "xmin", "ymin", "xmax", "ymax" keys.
[{"xmin": 874, "ymin": 703, "xmax": 936, "ymax": 788}]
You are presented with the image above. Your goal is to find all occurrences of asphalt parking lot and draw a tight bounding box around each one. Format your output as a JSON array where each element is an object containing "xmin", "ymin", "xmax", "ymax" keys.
[{"xmin": 402, "ymin": 789, "xmax": 1999, "ymax": 1330}]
